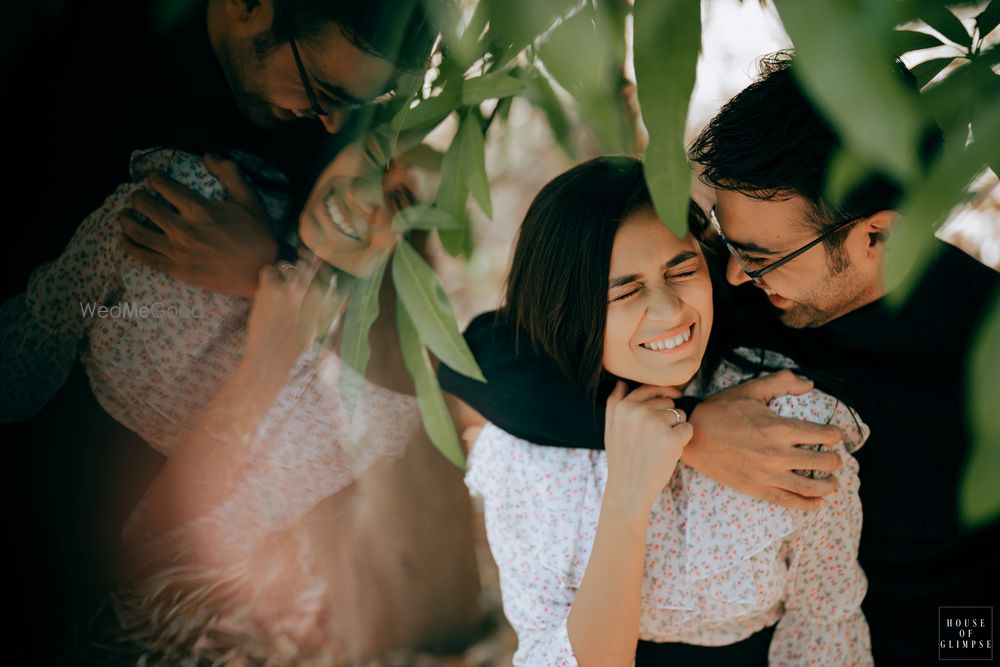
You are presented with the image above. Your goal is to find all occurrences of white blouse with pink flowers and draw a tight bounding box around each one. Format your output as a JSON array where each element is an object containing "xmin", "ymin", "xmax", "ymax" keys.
[{"xmin": 467, "ymin": 349, "xmax": 873, "ymax": 667}]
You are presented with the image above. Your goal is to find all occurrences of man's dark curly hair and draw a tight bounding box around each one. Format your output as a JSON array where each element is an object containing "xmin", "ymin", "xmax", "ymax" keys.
[
  {"xmin": 257, "ymin": 0, "xmax": 443, "ymax": 73},
  {"xmin": 688, "ymin": 50, "xmax": 942, "ymax": 269}
]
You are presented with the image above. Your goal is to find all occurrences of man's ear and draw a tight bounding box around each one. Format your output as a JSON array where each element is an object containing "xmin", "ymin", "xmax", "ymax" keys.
[
  {"xmin": 225, "ymin": 0, "xmax": 272, "ymax": 31},
  {"xmin": 863, "ymin": 210, "xmax": 898, "ymax": 251}
]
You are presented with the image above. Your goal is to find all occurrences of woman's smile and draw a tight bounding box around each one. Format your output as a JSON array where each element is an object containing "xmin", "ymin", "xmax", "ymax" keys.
[{"xmin": 638, "ymin": 323, "xmax": 694, "ymax": 353}]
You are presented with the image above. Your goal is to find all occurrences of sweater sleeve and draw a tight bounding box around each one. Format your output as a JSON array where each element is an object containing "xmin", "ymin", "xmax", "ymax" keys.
[
  {"xmin": 438, "ymin": 311, "xmax": 606, "ymax": 450},
  {"xmin": 0, "ymin": 183, "xmax": 128, "ymax": 421},
  {"xmin": 766, "ymin": 390, "xmax": 873, "ymax": 667}
]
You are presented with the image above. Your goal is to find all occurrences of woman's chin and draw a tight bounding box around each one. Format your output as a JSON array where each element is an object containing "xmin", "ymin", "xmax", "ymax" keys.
[{"xmin": 633, "ymin": 356, "xmax": 702, "ymax": 389}]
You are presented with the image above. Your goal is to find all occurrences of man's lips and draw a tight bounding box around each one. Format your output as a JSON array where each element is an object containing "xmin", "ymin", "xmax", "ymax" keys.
[{"xmin": 759, "ymin": 286, "xmax": 794, "ymax": 308}]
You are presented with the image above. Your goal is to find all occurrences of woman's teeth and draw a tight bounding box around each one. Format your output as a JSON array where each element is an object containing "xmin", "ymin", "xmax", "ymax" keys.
[
  {"xmin": 641, "ymin": 327, "xmax": 691, "ymax": 351},
  {"xmin": 324, "ymin": 191, "xmax": 362, "ymax": 240},
  {"xmin": 763, "ymin": 288, "xmax": 777, "ymax": 296}
]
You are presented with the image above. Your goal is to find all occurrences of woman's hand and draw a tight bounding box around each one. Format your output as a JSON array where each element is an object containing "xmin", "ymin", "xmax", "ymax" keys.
[
  {"xmin": 244, "ymin": 258, "xmax": 335, "ymax": 374},
  {"xmin": 603, "ymin": 381, "xmax": 693, "ymax": 515}
]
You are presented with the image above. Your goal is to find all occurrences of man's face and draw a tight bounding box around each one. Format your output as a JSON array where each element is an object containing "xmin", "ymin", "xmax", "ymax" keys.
[
  {"xmin": 713, "ymin": 189, "xmax": 880, "ymax": 328},
  {"xmin": 218, "ymin": 6, "xmax": 400, "ymax": 133}
]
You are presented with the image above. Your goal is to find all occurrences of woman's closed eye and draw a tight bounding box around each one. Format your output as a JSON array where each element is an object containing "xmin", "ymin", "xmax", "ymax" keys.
[
  {"xmin": 667, "ymin": 261, "xmax": 701, "ymax": 280},
  {"xmin": 610, "ymin": 285, "xmax": 643, "ymax": 303},
  {"xmin": 742, "ymin": 255, "xmax": 768, "ymax": 266}
]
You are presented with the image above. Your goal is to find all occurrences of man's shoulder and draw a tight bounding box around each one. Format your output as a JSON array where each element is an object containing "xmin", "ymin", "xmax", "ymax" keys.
[{"xmin": 934, "ymin": 240, "xmax": 999, "ymax": 285}]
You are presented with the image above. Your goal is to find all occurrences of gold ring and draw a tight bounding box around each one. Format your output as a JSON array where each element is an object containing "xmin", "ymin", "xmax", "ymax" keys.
[{"xmin": 276, "ymin": 260, "xmax": 297, "ymax": 275}]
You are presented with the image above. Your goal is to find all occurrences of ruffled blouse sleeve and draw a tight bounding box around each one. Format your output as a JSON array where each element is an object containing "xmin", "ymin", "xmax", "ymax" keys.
[
  {"xmin": 0, "ymin": 182, "xmax": 127, "ymax": 421},
  {"xmin": 467, "ymin": 423, "xmax": 587, "ymax": 667},
  {"xmin": 766, "ymin": 389, "xmax": 873, "ymax": 666}
]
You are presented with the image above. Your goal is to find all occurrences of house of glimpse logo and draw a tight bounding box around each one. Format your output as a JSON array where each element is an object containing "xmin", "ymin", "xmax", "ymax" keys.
[
  {"xmin": 940, "ymin": 607, "xmax": 993, "ymax": 661},
  {"xmin": 80, "ymin": 301, "xmax": 203, "ymax": 320}
]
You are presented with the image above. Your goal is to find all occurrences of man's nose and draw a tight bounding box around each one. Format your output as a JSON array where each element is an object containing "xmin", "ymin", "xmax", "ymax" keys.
[
  {"xmin": 726, "ymin": 254, "xmax": 752, "ymax": 286},
  {"xmin": 320, "ymin": 111, "xmax": 347, "ymax": 134}
]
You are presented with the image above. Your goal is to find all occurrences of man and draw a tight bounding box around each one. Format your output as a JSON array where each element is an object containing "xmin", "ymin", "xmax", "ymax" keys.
[
  {"xmin": 0, "ymin": 1, "xmax": 438, "ymax": 661},
  {"xmin": 3, "ymin": 0, "xmax": 436, "ymax": 298},
  {"xmin": 439, "ymin": 52, "xmax": 999, "ymax": 664}
]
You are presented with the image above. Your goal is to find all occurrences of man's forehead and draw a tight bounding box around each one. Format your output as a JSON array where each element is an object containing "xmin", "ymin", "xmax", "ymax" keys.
[
  {"xmin": 301, "ymin": 24, "xmax": 401, "ymax": 98},
  {"xmin": 714, "ymin": 190, "xmax": 814, "ymax": 251}
]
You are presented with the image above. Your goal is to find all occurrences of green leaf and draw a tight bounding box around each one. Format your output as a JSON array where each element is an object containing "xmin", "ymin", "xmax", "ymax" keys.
[
  {"xmin": 921, "ymin": 5, "xmax": 972, "ymax": 49},
  {"xmin": 825, "ymin": 145, "xmax": 875, "ymax": 208},
  {"xmin": 397, "ymin": 143, "xmax": 444, "ymax": 172},
  {"xmin": 391, "ymin": 87, "xmax": 463, "ymax": 132},
  {"xmin": 339, "ymin": 251, "xmax": 390, "ymax": 414},
  {"xmin": 151, "ymin": 0, "xmax": 200, "ymax": 34},
  {"xmin": 538, "ymin": 4, "xmax": 632, "ymax": 153},
  {"xmin": 436, "ymin": 221, "xmax": 468, "ymax": 257},
  {"xmin": 496, "ymin": 95, "xmax": 514, "ymax": 122},
  {"xmin": 892, "ymin": 29, "xmax": 944, "ymax": 56},
  {"xmin": 518, "ymin": 67, "xmax": 575, "ymax": 158},
  {"xmin": 434, "ymin": 116, "xmax": 471, "ymax": 257},
  {"xmin": 921, "ymin": 59, "xmax": 998, "ymax": 134},
  {"xmin": 391, "ymin": 239, "xmax": 485, "ymax": 382},
  {"xmin": 634, "ymin": 0, "xmax": 701, "ymax": 236},
  {"xmin": 458, "ymin": 110, "xmax": 493, "ymax": 218},
  {"xmin": 961, "ymin": 292, "xmax": 1000, "ymax": 527},
  {"xmin": 886, "ymin": 89, "xmax": 1000, "ymax": 300},
  {"xmin": 445, "ymin": 0, "xmax": 489, "ymax": 71},
  {"xmin": 480, "ymin": 0, "xmax": 580, "ymax": 65},
  {"xmin": 461, "ymin": 72, "xmax": 526, "ymax": 106},
  {"xmin": 391, "ymin": 205, "xmax": 460, "ymax": 232},
  {"xmin": 978, "ymin": 0, "xmax": 1000, "ymax": 39},
  {"xmin": 773, "ymin": 0, "xmax": 926, "ymax": 183},
  {"xmin": 911, "ymin": 56, "xmax": 960, "ymax": 88},
  {"xmin": 396, "ymin": 297, "xmax": 466, "ymax": 469}
]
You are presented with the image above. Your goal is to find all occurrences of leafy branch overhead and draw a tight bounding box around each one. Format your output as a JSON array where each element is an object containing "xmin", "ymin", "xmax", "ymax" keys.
[{"xmin": 330, "ymin": 0, "xmax": 999, "ymax": 506}]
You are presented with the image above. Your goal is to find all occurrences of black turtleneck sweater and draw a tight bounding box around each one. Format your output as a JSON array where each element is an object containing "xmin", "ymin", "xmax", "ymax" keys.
[{"xmin": 439, "ymin": 241, "xmax": 999, "ymax": 657}]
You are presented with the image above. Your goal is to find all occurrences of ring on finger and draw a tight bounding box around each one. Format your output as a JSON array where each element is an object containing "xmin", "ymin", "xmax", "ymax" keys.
[
  {"xmin": 276, "ymin": 260, "xmax": 297, "ymax": 276},
  {"xmin": 666, "ymin": 408, "xmax": 684, "ymax": 426}
]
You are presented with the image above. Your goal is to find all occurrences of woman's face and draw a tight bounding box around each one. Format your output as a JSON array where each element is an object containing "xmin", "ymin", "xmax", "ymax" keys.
[
  {"xmin": 298, "ymin": 144, "xmax": 409, "ymax": 277},
  {"xmin": 603, "ymin": 208, "xmax": 714, "ymax": 389}
]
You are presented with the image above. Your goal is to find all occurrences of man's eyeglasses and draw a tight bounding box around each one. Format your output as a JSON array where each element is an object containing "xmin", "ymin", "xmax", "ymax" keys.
[
  {"xmin": 289, "ymin": 37, "xmax": 396, "ymax": 118},
  {"xmin": 708, "ymin": 208, "xmax": 862, "ymax": 285}
]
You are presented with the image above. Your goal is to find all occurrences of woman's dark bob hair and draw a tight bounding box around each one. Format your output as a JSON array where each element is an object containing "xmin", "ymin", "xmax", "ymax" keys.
[{"xmin": 500, "ymin": 156, "xmax": 709, "ymax": 400}]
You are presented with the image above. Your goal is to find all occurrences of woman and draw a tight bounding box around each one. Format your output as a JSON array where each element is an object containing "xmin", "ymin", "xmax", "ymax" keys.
[
  {"xmin": 0, "ymin": 144, "xmax": 481, "ymax": 663},
  {"xmin": 450, "ymin": 156, "xmax": 871, "ymax": 666}
]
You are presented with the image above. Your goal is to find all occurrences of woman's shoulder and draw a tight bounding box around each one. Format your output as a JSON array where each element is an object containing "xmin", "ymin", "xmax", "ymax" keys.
[
  {"xmin": 708, "ymin": 347, "xmax": 869, "ymax": 453},
  {"xmin": 466, "ymin": 423, "xmax": 604, "ymax": 501},
  {"xmin": 127, "ymin": 148, "xmax": 290, "ymax": 221}
]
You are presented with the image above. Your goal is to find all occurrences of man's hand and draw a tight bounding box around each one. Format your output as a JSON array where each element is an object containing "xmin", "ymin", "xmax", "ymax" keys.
[
  {"xmin": 682, "ymin": 369, "xmax": 844, "ymax": 511},
  {"xmin": 117, "ymin": 154, "xmax": 279, "ymax": 298}
]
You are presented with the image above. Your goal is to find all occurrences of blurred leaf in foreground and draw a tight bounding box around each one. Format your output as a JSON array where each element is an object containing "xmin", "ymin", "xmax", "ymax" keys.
[
  {"xmin": 397, "ymin": 296, "xmax": 466, "ymax": 468},
  {"xmin": 392, "ymin": 240, "xmax": 485, "ymax": 382},
  {"xmin": 961, "ymin": 291, "xmax": 1000, "ymax": 528},
  {"xmin": 633, "ymin": 0, "xmax": 700, "ymax": 236}
]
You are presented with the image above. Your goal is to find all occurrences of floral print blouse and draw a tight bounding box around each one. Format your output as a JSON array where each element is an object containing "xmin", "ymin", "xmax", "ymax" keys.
[
  {"xmin": 467, "ymin": 349, "xmax": 873, "ymax": 667},
  {"xmin": 0, "ymin": 147, "xmax": 288, "ymax": 453},
  {"xmin": 0, "ymin": 148, "xmax": 424, "ymax": 662}
]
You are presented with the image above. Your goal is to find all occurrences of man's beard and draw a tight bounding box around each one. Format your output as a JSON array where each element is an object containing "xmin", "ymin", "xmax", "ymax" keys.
[
  {"xmin": 772, "ymin": 263, "xmax": 870, "ymax": 329},
  {"xmin": 218, "ymin": 33, "xmax": 280, "ymax": 128}
]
